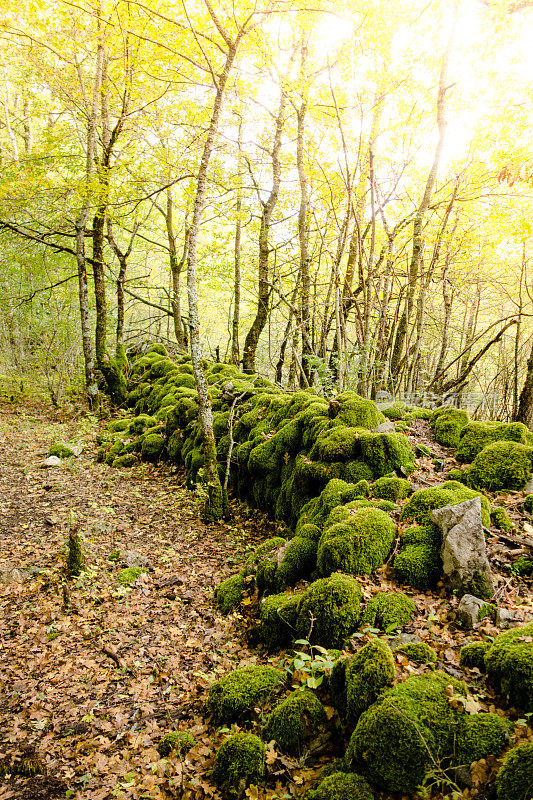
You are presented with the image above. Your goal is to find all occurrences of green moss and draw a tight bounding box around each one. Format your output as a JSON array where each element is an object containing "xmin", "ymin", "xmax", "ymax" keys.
[
  {"xmin": 431, "ymin": 407, "xmax": 469, "ymax": 447},
  {"xmin": 524, "ymin": 493, "xmax": 533, "ymax": 514},
  {"xmin": 128, "ymin": 414, "xmax": 157, "ymax": 435},
  {"xmin": 212, "ymin": 733, "xmax": 265, "ymax": 799},
  {"xmin": 311, "ymin": 426, "xmax": 365, "ymax": 462},
  {"xmin": 358, "ymin": 431, "xmax": 416, "ymax": 477},
  {"xmin": 381, "ymin": 403, "xmax": 405, "ymax": 420},
  {"xmin": 400, "ymin": 480, "xmax": 491, "ymax": 529},
  {"xmin": 457, "ymin": 420, "xmax": 533, "ymax": 464},
  {"xmin": 491, "ymin": 506, "xmax": 514, "ymax": 532},
  {"xmin": 353, "ymin": 479, "xmax": 371, "ymax": 497},
  {"xmin": 496, "ymin": 742, "xmax": 533, "ymax": 800},
  {"xmin": 459, "ymin": 641, "xmax": 489, "ymax": 670},
  {"xmin": 117, "ymin": 566, "xmax": 146, "ymax": 585},
  {"xmin": 336, "ymin": 392, "xmax": 385, "ymax": 429},
  {"xmin": 148, "ymin": 343, "xmax": 168, "ymax": 356},
  {"xmin": 361, "ymin": 591, "xmax": 416, "ymax": 632},
  {"xmin": 105, "ymin": 438, "xmax": 124, "ymax": 465},
  {"xmin": 297, "ymin": 523, "xmax": 322, "ymax": 541},
  {"xmin": 48, "ymin": 442, "xmax": 76, "ymax": 458},
  {"xmin": 345, "ymin": 672, "xmax": 468, "ymax": 793},
  {"xmin": 141, "ymin": 433, "xmax": 165, "ymax": 462},
  {"xmin": 512, "ymin": 556, "xmax": 533, "ymax": 576},
  {"xmin": 304, "ymin": 772, "xmax": 375, "ymax": 800},
  {"xmin": 296, "ymin": 574, "xmax": 362, "ymax": 648},
  {"xmin": 453, "ymin": 713, "xmax": 511, "ymax": 766},
  {"xmin": 274, "ymin": 536, "xmax": 318, "ymax": 590},
  {"xmin": 345, "ymin": 639, "xmax": 395, "ymax": 724},
  {"xmin": 263, "ymin": 689, "xmax": 326, "ymax": 753},
  {"xmin": 372, "ymin": 476, "xmax": 411, "ymax": 502},
  {"xmin": 317, "ymin": 507, "xmax": 396, "ymax": 578},
  {"xmin": 207, "ymin": 665, "xmax": 285, "ymax": 725},
  {"xmin": 485, "ymin": 621, "xmax": 533, "ymax": 711},
  {"xmin": 215, "ymin": 572, "xmax": 246, "ymax": 614},
  {"xmin": 404, "ymin": 408, "xmax": 433, "ymax": 422},
  {"xmin": 393, "ymin": 542, "xmax": 442, "ymax": 590},
  {"xmin": 112, "ymin": 453, "xmax": 136, "ymax": 468},
  {"xmin": 256, "ymin": 592, "xmax": 303, "ymax": 648},
  {"xmin": 463, "ymin": 440, "xmax": 533, "ymax": 492},
  {"xmin": 478, "ymin": 603, "xmax": 498, "ymax": 623},
  {"xmin": 157, "ymin": 730, "xmax": 196, "ymax": 757},
  {"xmin": 67, "ymin": 529, "xmax": 83, "ymax": 578},
  {"xmin": 395, "ymin": 642, "xmax": 437, "ymax": 665}
]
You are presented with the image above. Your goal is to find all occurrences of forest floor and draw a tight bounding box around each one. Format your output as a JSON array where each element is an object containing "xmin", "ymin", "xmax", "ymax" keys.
[{"xmin": 0, "ymin": 402, "xmax": 532, "ymax": 800}]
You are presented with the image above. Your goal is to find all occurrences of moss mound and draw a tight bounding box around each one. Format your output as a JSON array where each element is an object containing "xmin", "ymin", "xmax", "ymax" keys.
[
  {"xmin": 394, "ymin": 641, "xmax": 437, "ymax": 665},
  {"xmin": 491, "ymin": 506, "xmax": 514, "ymax": 532},
  {"xmin": 263, "ymin": 689, "xmax": 326, "ymax": 753},
  {"xmin": 456, "ymin": 420, "xmax": 533, "ymax": 463},
  {"xmin": 212, "ymin": 733, "xmax": 265, "ymax": 799},
  {"xmin": 304, "ymin": 772, "xmax": 375, "ymax": 800},
  {"xmin": 453, "ymin": 713, "xmax": 511, "ymax": 766},
  {"xmin": 207, "ymin": 665, "xmax": 285, "ymax": 725},
  {"xmin": 296, "ymin": 574, "xmax": 362, "ymax": 648},
  {"xmin": 116, "ymin": 566, "xmax": 146, "ymax": 585},
  {"xmin": 48, "ymin": 442, "xmax": 75, "ymax": 458},
  {"xmin": 215, "ymin": 573, "xmax": 246, "ymax": 614},
  {"xmin": 345, "ymin": 639, "xmax": 395, "ymax": 724},
  {"xmin": 461, "ymin": 440, "xmax": 533, "ymax": 492},
  {"xmin": 484, "ymin": 621, "xmax": 533, "ymax": 711},
  {"xmin": 361, "ymin": 591, "xmax": 416, "ymax": 632},
  {"xmin": 345, "ymin": 672, "xmax": 468, "ymax": 793},
  {"xmin": 400, "ymin": 480, "xmax": 491, "ymax": 529},
  {"xmin": 317, "ymin": 507, "xmax": 396, "ymax": 578},
  {"xmin": 372, "ymin": 476, "xmax": 411, "ymax": 502},
  {"xmin": 431, "ymin": 407, "xmax": 469, "ymax": 447},
  {"xmin": 157, "ymin": 730, "xmax": 196, "ymax": 757},
  {"xmin": 459, "ymin": 641, "xmax": 489, "ymax": 670},
  {"xmin": 496, "ymin": 742, "xmax": 533, "ymax": 800}
]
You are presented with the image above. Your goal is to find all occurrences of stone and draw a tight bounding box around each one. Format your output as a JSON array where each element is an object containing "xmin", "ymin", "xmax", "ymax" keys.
[
  {"xmin": 0, "ymin": 567, "xmax": 23, "ymax": 584},
  {"xmin": 431, "ymin": 497, "xmax": 494, "ymax": 598},
  {"xmin": 43, "ymin": 456, "xmax": 61, "ymax": 467},
  {"xmin": 456, "ymin": 594, "xmax": 485, "ymax": 630},
  {"xmin": 121, "ymin": 550, "xmax": 152, "ymax": 570},
  {"xmin": 373, "ymin": 421, "xmax": 396, "ymax": 434}
]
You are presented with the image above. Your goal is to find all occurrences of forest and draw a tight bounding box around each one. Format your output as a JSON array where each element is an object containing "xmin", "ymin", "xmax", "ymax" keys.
[{"xmin": 0, "ymin": 2, "xmax": 533, "ymax": 800}]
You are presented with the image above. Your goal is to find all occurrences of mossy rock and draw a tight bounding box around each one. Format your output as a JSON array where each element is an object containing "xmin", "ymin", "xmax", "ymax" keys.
[
  {"xmin": 207, "ymin": 665, "xmax": 285, "ymax": 725},
  {"xmin": 117, "ymin": 566, "xmax": 146, "ymax": 585},
  {"xmin": 400, "ymin": 480, "xmax": 491, "ymax": 529},
  {"xmin": 345, "ymin": 639, "xmax": 395, "ymax": 724},
  {"xmin": 462, "ymin": 440, "xmax": 533, "ymax": 492},
  {"xmin": 148, "ymin": 343, "xmax": 168, "ymax": 356},
  {"xmin": 524, "ymin": 493, "xmax": 533, "ymax": 514},
  {"xmin": 484, "ymin": 621, "xmax": 533, "ymax": 711},
  {"xmin": 317, "ymin": 507, "xmax": 396, "ymax": 578},
  {"xmin": 157, "ymin": 730, "xmax": 196, "ymax": 757},
  {"xmin": 345, "ymin": 671, "xmax": 468, "ymax": 793},
  {"xmin": 456, "ymin": 420, "xmax": 533, "ymax": 463},
  {"xmin": 496, "ymin": 742, "xmax": 533, "ymax": 800},
  {"xmin": 491, "ymin": 506, "xmax": 514, "ymax": 532},
  {"xmin": 358, "ymin": 431, "xmax": 416, "ymax": 477},
  {"xmin": 372, "ymin": 476, "xmax": 411, "ymax": 502},
  {"xmin": 256, "ymin": 592, "xmax": 304, "ymax": 648},
  {"xmin": 212, "ymin": 733, "xmax": 265, "ymax": 800},
  {"xmin": 459, "ymin": 641, "xmax": 489, "ymax": 670},
  {"xmin": 108, "ymin": 418, "xmax": 131, "ymax": 433},
  {"xmin": 49, "ymin": 442, "xmax": 76, "ymax": 458},
  {"xmin": 296, "ymin": 574, "xmax": 362, "ymax": 649},
  {"xmin": 112, "ymin": 453, "xmax": 136, "ymax": 468},
  {"xmin": 141, "ymin": 433, "xmax": 165, "ymax": 462},
  {"xmin": 453, "ymin": 713, "xmax": 511, "ymax": 766},
  {"xmin": 393, "ymin": 540, "xmax": 443, "ymax": 590},
  {"xmin": 273, "ymin": 536, "xmax": 318, "ymax": 591},
  {"xmin": 361, "ymin": 591, "xmax": 416, "ymax": 632},
  {"xmin": 304, "ymin": 772, "xmax": 375, "ymax": 800},
  {"xmin": 512, "ymin": 556, "xmax": 533, "ymax": 576},
  {"xmin": 215, "ymin": 572, "xmax": 246, "ymax": 614},
  {"xmin": 263, "ymin": 688, "xmax": 326, "ymax": 754},
  {"xmin": 129, "ymin": 414, "xmax": 157, "ymax": 435},
  {"xmin": 431, "ymin": 407, "xmax": 469, "ymax": 448},
  {"xmin": 394, "ymin": 641, "xmax": 437, "ymax": 665},
  {"xmin": 336, "ymin": 391, "xmax": 385, "ymax": 429},
  {"xmin": 105, "ymin": 439, "xmax": 125, "ymax": 465}
]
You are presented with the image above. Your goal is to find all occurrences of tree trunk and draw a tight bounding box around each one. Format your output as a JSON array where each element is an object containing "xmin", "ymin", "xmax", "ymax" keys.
[
  {"xmin": 231, "ymin": 115, "xmax": 243, "ymax": 366},
  {"xmin": 165, "ymin": 188, "xmax": 188, "ymax": 350},
  {"xmin": 296, "ymin": 40, "xmax": 311, "ymax": 387},
  {"xmin": 515, "ymin": 338, "xmax": 533, "ymax": 428},
  {"xmin": 242, "ymin": 68, "xmax": 289, "ymax": 373}
]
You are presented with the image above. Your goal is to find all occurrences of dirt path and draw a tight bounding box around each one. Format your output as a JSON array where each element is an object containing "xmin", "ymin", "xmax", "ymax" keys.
[{"xmin": 0, "ymin": 403, "xmax": 273, "ymax": 800}]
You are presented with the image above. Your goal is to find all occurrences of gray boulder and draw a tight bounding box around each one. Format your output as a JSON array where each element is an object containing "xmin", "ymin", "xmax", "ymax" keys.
[
  {"xmin": 430, "ymin": 497, "xmax": 494, "ymax": 599},
  {"xmin": 121, "ymin": 550, "xmax": 152, "ymax": 570},
  {"xmin": 456, "ymin": 594, "xmax": 486, "ymax": 630},
  {"xmin": 373, "ymin": 420, "xmax": 396, "ymax": 434}
]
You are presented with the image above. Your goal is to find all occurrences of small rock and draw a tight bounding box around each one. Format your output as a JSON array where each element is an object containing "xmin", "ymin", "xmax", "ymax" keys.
[
  {"xmin": 388, "ymin": 633, "xmax": 422, "ymax": 649},
  {"xmin": 43, "ymin": 456, "xmax": 62, "ymax": 468},
  {"xmin": 431, "ymin": 497, "xmax": 494, "ymax": 598},
  {"xmin": 0, "ymin": 567, "xmax": 23, "ymax": 584},
  {"xmin": 496, "ymin": 608, "xmax": 520, "ymax": 629},
  {"xmin": 121, "ymin": 550, "xmax": 152, "ymax": 570},
  {"xmin": 373, "ymin": 421, "xmax": 396, "ymax": 434},
  {"xmin": 456, "ymin": 594, "xmax": 485, "ymax": 630},
  {"xmin": 524, "ymin": 476, "xmax": 533, "ymax": 494}
]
